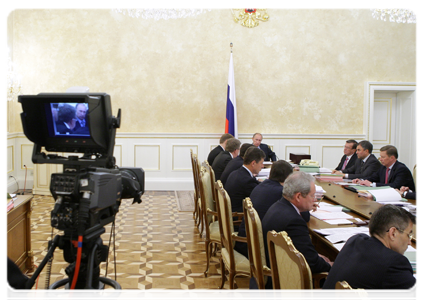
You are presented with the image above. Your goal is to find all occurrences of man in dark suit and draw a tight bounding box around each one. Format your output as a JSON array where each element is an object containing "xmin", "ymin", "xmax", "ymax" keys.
[
  {"xmin": 334, "ymin": 139, "xmax": 358, "ymax": 171},
  {"xmin": 323, "ymin": 205, "xmax": 416, "ymax": 289},
  {"xmin": 224, "ymin": 147, "xmax": 265, "ymax": 213},
  {"xmin": 354, "ymin": 145, "xmax": 415, "ymax": 190},
  {"xmin": 252, "ymin": 133, "xmax": 277, "ymax": 161},
  {"xmin": 235, "ymin": 160, "xmax": 303, "ymax": 259},
  {"xmin": 262, "ymin": 172, "xmax": 332, "ymax": 277},
  {"xmin": 211, "ymin": 138, "xmax": 241, "ymax": 181},
  {"xmin": 220, "ymin": 143, "xmax": 254, "ymax": 186},
  {"xmin": 397, "ymin": 186, "xmax": 416, "ymax": 200},
  {"xmin": 55, "ymin": 104, "xmax": 76, "ymax": 134},
  {"xmin": 73, "ymin": 103, "xmax": 88, "ymax": 131},
  {"xmin": 207, "ymin": 133, "xmax": 234, "ymax": 166},
  {"xmin": 336, "ymin": 140, "xmax": 381, "ymax": 180}
]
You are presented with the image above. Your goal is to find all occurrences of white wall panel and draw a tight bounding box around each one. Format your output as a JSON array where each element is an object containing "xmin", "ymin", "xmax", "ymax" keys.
[
  {"xmin": 321, "ymin": 146, "xmax": 344, "ymax": 169},
  {"xmin": 172, "ymin": 145, "xmax": 198, "ymax": 171},
  {"xmin": 21, "ymin": 144, "xmax": 34, "ymax": 170},
  {"xmin": 7, "ymin": 145, "xmax": 14, "ymax": 173},
  {"xmin": 135, "ymin": 144, "xmax": 160, "ymax": 171}
]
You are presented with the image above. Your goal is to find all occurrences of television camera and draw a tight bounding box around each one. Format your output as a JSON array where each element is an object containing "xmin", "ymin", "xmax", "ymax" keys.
[{"xmin": 18, "ymin": 93, "xmax": 144, "ymax": 289}]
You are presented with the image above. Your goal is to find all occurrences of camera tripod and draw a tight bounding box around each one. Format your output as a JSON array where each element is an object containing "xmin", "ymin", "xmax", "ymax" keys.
[{"xmin": 25, "ymin": 225, "xmax": 121, "ymax": 290}]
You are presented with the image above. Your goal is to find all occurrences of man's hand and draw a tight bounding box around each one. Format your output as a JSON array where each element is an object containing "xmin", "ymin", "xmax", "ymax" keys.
[{"xmin": 355, "ymin": 179, "xmax": 372, "ymax": 187}]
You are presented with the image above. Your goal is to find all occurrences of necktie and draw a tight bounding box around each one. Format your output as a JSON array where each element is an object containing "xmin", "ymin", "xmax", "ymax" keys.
[
  {"xmin": 385, "ymin": 168, "xmax": 389, "ymax": 184},
  {"xmin": 342, "ymin": 157, "xmax": 349, "ymax": 170}
]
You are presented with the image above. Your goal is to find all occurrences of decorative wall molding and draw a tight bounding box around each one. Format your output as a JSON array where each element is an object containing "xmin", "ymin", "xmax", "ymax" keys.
[{"xmin": 7, "ymin": 132, "xmax": 367, "ymax": 194}]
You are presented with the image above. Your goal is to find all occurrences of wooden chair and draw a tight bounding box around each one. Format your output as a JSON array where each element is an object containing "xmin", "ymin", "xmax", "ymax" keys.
[
  {"xmin": 215, "ymin": 180, "xmax": 250, "ymax": 289},
  {"xmin": 199, "ymin": 162, "xmax": 220, "ymax": 277},
  {"xmin": 190, "ymin": 150, "xmax": 203, "ymax": 235},
  {"xmin": 413, "ymin": 164, "xmax": 420, "ymax": 192},
  {"xmin": 267, "ymin": 230, "xmax": 328, "ymax": 289},
  {"xmin": 335, "ymin": 281, "xmax": 370, "ymax": 300},
  {"xmin": 243, "ymin": 198, "xmax": 271, "ymax": 289}
]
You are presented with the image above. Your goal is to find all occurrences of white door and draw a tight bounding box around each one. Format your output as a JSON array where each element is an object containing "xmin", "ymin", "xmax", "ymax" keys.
[{"xmin": 373, "ymin": 91, "xmax": 416, "ymax": 170}]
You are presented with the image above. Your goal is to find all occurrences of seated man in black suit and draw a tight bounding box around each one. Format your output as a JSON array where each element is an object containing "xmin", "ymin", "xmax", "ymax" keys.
[
  {"xmin": 397, "ymin": 186, "xmax": 416, "ymax": 200},
  {"xmin": 211, "ymin": 138, "xmax": 241, "ymax": 181},
  {"xmin": 335, "ymin": 140, "xmax": 381, "ymax": 180},
  {"xmin": 55, "ymin": 104, "xmax": 76, "ymax": 134},
  {"xmin": 220, "ymin": 143, "xmax": 254, "ymax": 186},
  {"xmin": 333, "ymin": 139, "xmax": 358, "ymax": 171},
  {"xmin": 224, "ymin": 147, "xmax": 265, "ymax": 214},
  {"xmin": 323, "ymin": 204, "xmax": 416, "ymax": 289},
  {"xmin": 252, "ymin": 133, "xmax": 277, "ymax": 161},
  {"xmin": 235, "ymin": 160, "xmax": 303, "ymax": 258},
  {"xmin": 207, "ymin": 133, "xmax": 234, "ymax": 166},
  {"xmin": 261, "ymin": 172, "xmax": 332, "ymax": 288},
  {"xmin": 354, "ymin": 145, "xmax": 415, "ymax": 190}
]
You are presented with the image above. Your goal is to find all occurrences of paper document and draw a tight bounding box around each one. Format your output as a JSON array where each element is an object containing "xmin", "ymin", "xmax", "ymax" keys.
[
  {"xmin": 319, "ymin": 168, "xmax": 332, "ymax": 173},
  {"xmin": 324, "ymin": 219, "xmax": 353, "ymax": 225},
  {"xmin": 311, "ymin": 211, "xmax": 352, "ymax": 220},
  {"xmin": 369, "ymin": 188, "xmax": 402, "ymax": 202}
]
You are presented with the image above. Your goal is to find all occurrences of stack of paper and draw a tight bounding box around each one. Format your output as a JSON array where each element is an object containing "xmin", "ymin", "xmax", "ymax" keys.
[
  {"xmin": 313, "ymin": 227, "xmax": 370, "ymax": 250},
  {"xmin": 311, "ymin": 202, "xmax": 353, "ymax": 225}
]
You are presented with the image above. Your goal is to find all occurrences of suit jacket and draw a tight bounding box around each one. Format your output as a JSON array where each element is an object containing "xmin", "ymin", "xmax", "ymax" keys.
[
  {"xmin": 225, "ymin": 166, "xmax": 260, "ymax": 213},
  {"xmin": 211, "ymin": 151, "xmax": 232, "ymax": 181},
  {"xmin": 342, "ymin": 154, "xmax": 381, "ymax": 180},
  {"xmin": 235, "ymin": 179, "xmax": 310, "ymax": 258},
  {"xmin": 323, "ymin": 234, "xmax": 415, "ymax": 289},
  {"xmin": 258, "ymin": 143, "xmax": 277, "ymax": 162},
  {"xmin": 207, "ymin": 145, "xmax": 224, "ymax": 166},
  {"xmin": 262, "ymin": 198, "xmax": 331, "ymax": 274},
  {"xmin": 404, "ymin": 191, "xmax": 416, "ymax": 200},
  {"xmin": 55, "ymin": 122, "xmax": 73, "ymax": 134},
  {"xmin": 335, "ymin": 153, "xmax": 358, "ymax": 171},
  {"xmin": 220, "ymin": 156, "xmax": 243, "ymax": 186},
  {"xmin": 364, "ymin": 161, "xmax": 415, "ymax": 191}
]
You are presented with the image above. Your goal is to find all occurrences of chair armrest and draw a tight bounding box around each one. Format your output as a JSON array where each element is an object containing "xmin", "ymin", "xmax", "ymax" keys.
[{"xmin": 231, "ymin": 233, "xmax": 247, "ymax": 243}]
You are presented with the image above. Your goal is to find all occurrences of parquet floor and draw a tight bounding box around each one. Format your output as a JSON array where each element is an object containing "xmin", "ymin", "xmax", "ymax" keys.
[{"xmin": 28, "ymin": 191, "xmax": 250, "ymax": 290}]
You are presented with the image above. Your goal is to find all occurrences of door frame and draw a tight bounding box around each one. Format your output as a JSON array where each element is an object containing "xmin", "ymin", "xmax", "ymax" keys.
[{"xmin": 363, "ymin": 81, "xmax": 420, "ymax": 163}]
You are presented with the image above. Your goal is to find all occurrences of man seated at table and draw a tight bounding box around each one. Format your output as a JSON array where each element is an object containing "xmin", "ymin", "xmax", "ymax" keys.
[
  {"xmin": 333, "ymin": 139, "xmax": 358, "ymax": 171},
  {"xmin": 220, "ymin": 143, "xmax": 254, "ymax": 186},
  {"xmin": 211, "ymin": 138, "xmax": 241, "ymax": 181},
  {"xmin": 353, "ymin": 145, "xmax": 415, "ymax": 190},
  {"xmin": 397, "ymin": 186, "xmax": 416, "ymax": 200},
  {"xmin": 252, "ymin": 133, "xmax": 277, "ymax": 162},
  {"xmin": 235, "ymin": 160, "xmax": 298, "ymax": 258},
  {"xmin": 224, "ymin": 147, "xmax": 265, "ymax": 213},
  {"xmin": 323, "ymin": 204, "xmax": 416, "ymax": 289},
  {"xmin": 207, "ymin": 133, "xmax": 234, "ymax": 166},
  {"xmin": 262, "ymin": 172, "xmax": 333, "ymax": 284},
  {"xmin": 333, "ymin": 140, "xmax": 381, "ymax": 179}
]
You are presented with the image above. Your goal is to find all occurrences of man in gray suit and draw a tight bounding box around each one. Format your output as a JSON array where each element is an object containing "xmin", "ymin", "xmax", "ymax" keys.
[{"xmin": 334, "ymin": 140, "xmax": 381, "ymax": 180}]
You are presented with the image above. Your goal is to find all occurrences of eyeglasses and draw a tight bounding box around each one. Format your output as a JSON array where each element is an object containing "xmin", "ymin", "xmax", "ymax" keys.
[{"xmin": 386, "ymin": 227, "xmax": 413, "ymax": 240}]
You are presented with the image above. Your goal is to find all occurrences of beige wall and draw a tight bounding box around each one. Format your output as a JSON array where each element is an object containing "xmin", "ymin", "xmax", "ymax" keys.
[{"xmin": 8, "ymin": 9, "xmax": 416, "ymax": 134}]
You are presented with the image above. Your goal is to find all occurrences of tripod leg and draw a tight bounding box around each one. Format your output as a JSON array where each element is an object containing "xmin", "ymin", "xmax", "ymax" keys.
[{"xmin": 25, "ymin": 235, "xmax": 60, "ymax": 289}]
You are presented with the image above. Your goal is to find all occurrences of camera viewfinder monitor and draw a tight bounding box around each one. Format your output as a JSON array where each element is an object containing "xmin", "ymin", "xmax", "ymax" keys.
[{"xmin": 19, "ymin": 93, "xmax": 119, "ymax": 167}]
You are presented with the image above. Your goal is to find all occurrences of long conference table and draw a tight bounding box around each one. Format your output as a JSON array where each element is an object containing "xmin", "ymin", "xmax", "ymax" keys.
[{"xmin": 308, "ymin": 178, "xmax": 416, "ymax": 261}]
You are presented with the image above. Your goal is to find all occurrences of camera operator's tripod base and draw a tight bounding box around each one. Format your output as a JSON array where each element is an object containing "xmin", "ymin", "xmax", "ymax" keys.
[{"xmin": 47, "ymin": 277, "xmax": 122, "ymax": 300}]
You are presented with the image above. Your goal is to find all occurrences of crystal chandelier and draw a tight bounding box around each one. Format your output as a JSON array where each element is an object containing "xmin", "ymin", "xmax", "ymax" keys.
[
  {"xmin": 232, "ymin": 9, "xmax": 269, "ymax": 28},
  {"xmin": 7, "ymin": 57, "xmax": 22, "ymax": 102},
  {"xmin": 113, "ymin": 9, "xmax": 210, "ymax": 20},
  {"xmin": 371, "ymin": 9, "xmax": 416, "ymax": 23}
]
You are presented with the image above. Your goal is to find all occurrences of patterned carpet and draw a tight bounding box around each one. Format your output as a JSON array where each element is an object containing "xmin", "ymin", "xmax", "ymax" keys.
[{"xmin": 28, "ymin": 191, "xmax": 249, "ymax": 290}]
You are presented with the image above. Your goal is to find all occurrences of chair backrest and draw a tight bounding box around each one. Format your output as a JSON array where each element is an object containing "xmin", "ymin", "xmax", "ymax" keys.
[
  {"xmin": 215, "ymin": 180, "xmax": 236, "ymax": 266},
  {"xmin": 200, "ymin": 163, "xmax": 216, "ymax": 225},
  {"xmin": 267, "ymin": 230, "xmax": 313, "ymax": 289},
  {"xmin": 335, "ymin": 281, "xmax": 370, "ymax": 300},
  {"xmin": 243, "ymin": 198, "xmax": 269, "ymax": 289},
  {"xmin": 413, "ymin": 164, "xmax": 420, "ymax": 192},
  {"xmin": 190, "ymin": 150, "xmax": 201, "ymax": 202}
]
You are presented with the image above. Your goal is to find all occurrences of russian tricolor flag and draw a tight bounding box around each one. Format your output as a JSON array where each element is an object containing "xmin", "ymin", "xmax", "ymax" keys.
[{"xmin": 225, "ymin": 53, "xmax": 238, "ymax": 138}]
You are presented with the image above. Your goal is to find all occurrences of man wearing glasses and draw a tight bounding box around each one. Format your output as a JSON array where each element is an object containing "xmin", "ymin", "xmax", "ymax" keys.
[{"xmin": 323, "ymin": 204, "xmax": 416, "ymax": 289}]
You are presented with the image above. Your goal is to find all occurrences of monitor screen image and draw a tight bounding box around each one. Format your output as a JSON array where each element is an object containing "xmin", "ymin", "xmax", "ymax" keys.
[{"xmin": 47, "ymin": 103, "xmax": 90, "ymax": 137}]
